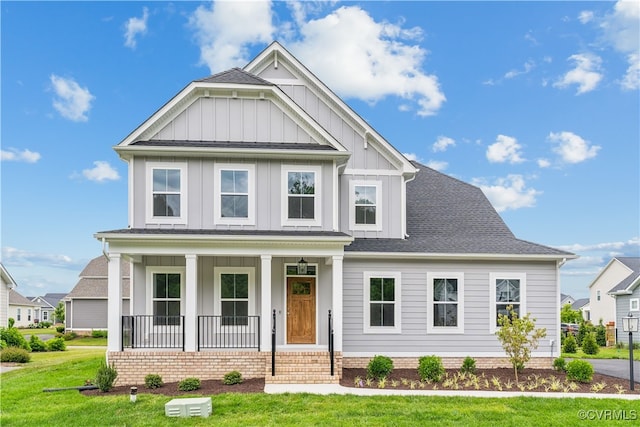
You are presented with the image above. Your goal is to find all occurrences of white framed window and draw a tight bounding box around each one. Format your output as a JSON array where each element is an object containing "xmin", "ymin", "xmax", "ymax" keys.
[
  {"xmin": 146, "ymin": 267, "xmax": 185, "ymax": 326},
  {"xmin": 43, "ymin": 311, "xmax": 48, "ymax": 321},
  {"xmin": 215, "ymin": 267, "xmax": 255, "ymax": 326},
  {"xmin": 489, "ymin": 272, "xmax": 526, "ymax": 333},
  {"xmin": 427, "ymin": 272, "xmax": 464, "ymax": 334},
  {"xmin": 146, "ymin": 162, "xmax": 187, "ymax": 224},
  {"xmin": 27, "ymin": 309, "xmax": 31, "ymax": 321},
  {"xmin": 281, "ymin": 165, "xmax": 322, "ymax": 227},
  {"xmin": 214, "ymin": 163, "xmax": 255, "ymax": 225},
  {"xmin": 363, "ymin": 272, "xmax": 401, "ymax": 334},
  {"xmin": 349, "ymin": 180, "xmax": 382, "ymax": 231},
  {"xmin": 631, "ymin": 298, "xmax": 639, "ymax": 312},
  {"xmin": 597, "ymin": 290, "xmax": 601, "ymax": 301},
  {"xmin": 16, "ymin": 308, "xmax": 21, "ymax": 321}
]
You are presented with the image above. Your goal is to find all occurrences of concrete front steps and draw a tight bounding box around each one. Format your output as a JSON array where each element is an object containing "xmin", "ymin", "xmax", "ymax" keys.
[{"xmin": 265, "ymin": 351, "xmax": 340, "ymax": 384}]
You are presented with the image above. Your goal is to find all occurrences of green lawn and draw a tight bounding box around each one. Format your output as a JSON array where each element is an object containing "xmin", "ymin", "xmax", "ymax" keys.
[
  {"xmin": 17, "ymin": 327, "xmax": 56, "ymax": 336},
  {"xmin": 562, "ymin": 346, "xmax": 640, "ymax": 361},
  {"xmin": 1, "ymin": 349, "xmax": 637, "ymax": 426}
]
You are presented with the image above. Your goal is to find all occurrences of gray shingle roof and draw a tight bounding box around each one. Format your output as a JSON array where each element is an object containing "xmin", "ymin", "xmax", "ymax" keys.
[
  {"xmin": 131, "ymin": 141, "xmax": 337, "ymax": 151},
  {"xmin": 196, "ymin": 68, "xmax": 273, "ymax": 86},
  {"xmin": 572, "ymin": 298, "xmax": 589, "ymax": 310},
  {"xmin": 9, "ymin": 290, "xmax": 39, "ymax": 306},
  {"xmin": 66, "ymin": 256, "xmax": 130, "ymax": 299},
  {"xmin": 609, "ymin": 257, "xmax": 640, "ymax": 293}
]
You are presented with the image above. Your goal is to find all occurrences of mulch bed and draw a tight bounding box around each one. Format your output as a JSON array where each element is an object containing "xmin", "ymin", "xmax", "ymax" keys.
[{"xmin": 81, "ymin": 378, "xmax": 265, "ymax": 396}]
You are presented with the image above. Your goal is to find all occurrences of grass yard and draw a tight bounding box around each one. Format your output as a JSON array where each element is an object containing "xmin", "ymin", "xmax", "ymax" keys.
[
  {"xmin": 1, "ymin": 350, "xmax": 637, "ymax": 426},
  {"xmin": 562, "ymin": 346, "xmax": 640, "ymax": 361}
]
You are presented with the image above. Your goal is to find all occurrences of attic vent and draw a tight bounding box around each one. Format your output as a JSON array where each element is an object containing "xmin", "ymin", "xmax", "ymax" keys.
[
  {"xmin": 274, "ymin": 51, "xmax": 278, "ymax": 69},
  {"xmin": 363, "ymin": 131, "xmax": 369, "ymax": 149}
]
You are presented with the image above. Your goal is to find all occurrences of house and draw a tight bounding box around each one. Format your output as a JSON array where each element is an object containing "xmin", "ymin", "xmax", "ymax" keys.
[
  {"xmin": 571, "ymin": 298, "xmax": 590, "ymax": 321},
  {"xmin": 587, "ymin": 257, "xmax": 631, "ymax": 326},
  {"xmin": 97, "ymin": 42, "xmax": 575, "ymax": 386},
  {"xmin": 607, "ymin": 257, "xmax": 640, "ymax": 344},
  {"xmin": 65, "ymin": 255, "xmax": 130, "ymax": 333},
  {"xmin": 29, "ymin": 293, "xmax": 67, "ymax": 324},
  {"xmin": 560, "ymin": 293, "xmax": 575, "ymax": 306},
  {"xmin": 8, "ymin": 289, "xmax": 40, "ymax": 328},
  {"xmin": 1, "ymin": 263, "xmax": 18, "ymax": 327}
]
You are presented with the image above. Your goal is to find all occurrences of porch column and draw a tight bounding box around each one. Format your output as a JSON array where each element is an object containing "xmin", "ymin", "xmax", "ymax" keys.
[
  {"xmin": 260, "ymin": 255, "xmax": 272, "ymax": 351},
  {"xmin": 184, "ymin": 254, "xmax": 197, "ymax": 352},
  {"xmin": 107, "ymin": 253, "xmax": 122, "ymax": 352},
  {"xmin": 332, "ymin": 255, "xmax": 343, "ymax": 352}
]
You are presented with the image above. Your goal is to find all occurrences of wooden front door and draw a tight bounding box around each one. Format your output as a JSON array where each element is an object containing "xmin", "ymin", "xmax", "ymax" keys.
[{"xmin": 286, "ymin": 277, "xmax": 316, "ymax": 344}]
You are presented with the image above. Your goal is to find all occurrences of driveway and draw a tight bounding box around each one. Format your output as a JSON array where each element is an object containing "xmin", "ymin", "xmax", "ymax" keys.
[{"xmin": 584, "ymin": 358, "xmax": 640, "ymax": 383}]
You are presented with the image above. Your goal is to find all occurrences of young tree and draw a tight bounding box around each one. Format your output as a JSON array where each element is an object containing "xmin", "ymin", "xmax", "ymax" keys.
[
  {"xmin": 496, "ymin": 305, "xmax": 547, "ymax": 384},
  {"xmin": 560, "ymin": 303, "xmax": 582, "ymax": 324},
  {"xmin": 53, "ymin": 301, "xmax": 65, "ymax": 324}
]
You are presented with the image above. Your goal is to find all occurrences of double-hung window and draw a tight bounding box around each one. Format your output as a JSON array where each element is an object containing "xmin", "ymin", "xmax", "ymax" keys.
[
  {"xmin": 350, "ymin": 181, "xmax": 381, "ymax": 231},
  {"xmin": 363, "ymin": 272, "xmax": 401, "ymax": 333},
  {"xmin": 282, "ymin": 165, "xmax": 321, "ymax": 226},
  {"xmin": 27, "ymin": 309, "xmax": 31, "ymax": 322},
  {"xmin": 214, "ymin": 163, "xmax": 255, "ymax": 225},
  {"xmin": 16, "ymin": 308, "xmax": 21, "ymax": 321},
  {"xmin": 216, "ymin": 268, "xmax": 254, "ymax": 327},
  {"xmin": 43, "ymin": 311, "xmax": 48, "ymax": 321},
  {"xmin": 146, "ymin": 162, "xmax": 187, "ymax": 224},
  {"xmin": 489, "ymin": 272, "xmax": 526, "ymax": 332},
  {"xmin": 147, "ymin": 269, "xmax": 184, "ymax": 326},
  {"xmin": 427, "ymin": 273, "xmax": 464, "ymax": 333},
  {"xmin": 631, "ymin": 298, "xmax": 639, "ymax": 312}
]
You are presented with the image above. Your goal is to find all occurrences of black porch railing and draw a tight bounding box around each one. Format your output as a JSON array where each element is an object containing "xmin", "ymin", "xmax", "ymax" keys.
[
  {"xmin": 328, "ymin": 310, "xmax": 334, "ymax": 376},
  {"xmin": 122, "ymin": 315, "xmax": 185, "ymax": 350},
  {"xmin": 271, "ymin": 309, "xmax": 276, "ymax": 376},
  {"xmin": 197, "ymin": 315, "xmax": 260, "ymax": 350}
]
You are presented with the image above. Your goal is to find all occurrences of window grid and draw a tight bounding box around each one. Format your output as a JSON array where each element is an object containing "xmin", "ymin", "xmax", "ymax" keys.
[
  {"xmin": 152, "ymin": 273, "xmax": 181, "ymax": 326},
  {"xmin": 152, "ymin": 168, "xmax": 181, "ymax": 217},
  {"xmin": 433, "ymin": 278, "xmax": 458, "ymax": 327},
  {"xmin": 220, "ymin": 273, "xmax": 249, "ymax": 326},
  {"xmin": 220, "ymin": 170, "xmax": 249, "ymax": 218},
  {"xmin": 354, "ymin": 185, "xmax": 377, "ymax": 225}
]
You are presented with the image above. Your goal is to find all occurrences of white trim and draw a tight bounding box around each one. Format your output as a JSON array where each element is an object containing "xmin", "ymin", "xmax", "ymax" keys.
[
  {"xmin": 281, "ymin": 165, "xmax": 322, "ymax": 227},
  {"xmin": 213, "ymin": 163, "xmax": 256, "ymax": 226},
  {"xmin": 426, "ymin": 272, "xmax": 464, "ymax": 334},
  {"xmin": 630, "ymin": 298, "xmax": 639, "ymax": 312},
  {"xmin": 214, "ymin": 267, "xmax": 256, "ymax": 317},
  {"xmin": 145, "ymin": 267, "xmax": 186, "ymax": 324},
  {"xmin": 343, "ymin": 168, "xmax": 403, "ymax": 177},
  {"xmin": 344, "ymin": 251, "xmax": 575, "ymax": 262},
  {"xmin": 145, "ymin": 162, "xmax": 187, "ymax": 225},
  {"xmin": 349, "ymin": 180, "xmax": 382, "ymax": 231},
  {"xmin": 363, "ymin": 271, "xmax": 402, "ymax": 334},
  {"xmin": 489, "ymin": 272, "xmax": 527, "ymax": 334},
  {"xmin": 283, "ymin": 263, "xmax": 319, "ymax": 345}
]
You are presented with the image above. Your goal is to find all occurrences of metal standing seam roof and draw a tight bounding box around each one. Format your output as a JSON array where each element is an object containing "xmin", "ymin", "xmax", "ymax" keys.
[{"xmin": 608, "ymin": 257, "xmax": 640, "ymax": 293}]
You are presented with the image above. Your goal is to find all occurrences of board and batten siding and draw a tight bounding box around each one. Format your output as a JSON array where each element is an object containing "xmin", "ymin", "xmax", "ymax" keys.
[
  {"xmin": 342, "ymin": 259, "xmax": 559, "ymax": 356},
  {"xmin": 67, "ymin": 299, "xmax": 129, "ymax": 330}
]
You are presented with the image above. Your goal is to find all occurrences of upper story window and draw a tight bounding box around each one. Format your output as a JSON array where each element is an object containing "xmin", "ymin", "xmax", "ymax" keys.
[
  {"xmin": 489, "ymin": 272, "xmax": 526, "ymax": 333},
  {"xmin": 427, "ymin": 273, "xmax": 464, "ymax": 334},
  {"xmin": 597, "ymin": 290, "xmax": 601, "ymax": 301},
  {"xmin": 363, "ymin": 272, "xmax": 401, "ymax": 334},
  {"xmin": 350, "ymin": 180, "xmax": 382, "ymax": 231},
  {"xmin": 282, "ymin": 165, "xmax": 321, "ymax": 227},
  {"xmin": 214, "ymin": 163, "xmax": 255, "ymax": 225},
  {"xmin": 146, "ymin": 162, "xmax": 187, "ymax": 224}
]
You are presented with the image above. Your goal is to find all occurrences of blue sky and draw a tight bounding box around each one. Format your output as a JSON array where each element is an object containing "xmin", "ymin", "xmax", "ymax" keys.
[{"xmin": 1, "ymin": 1, "xmax": 638, "ymax": 300}]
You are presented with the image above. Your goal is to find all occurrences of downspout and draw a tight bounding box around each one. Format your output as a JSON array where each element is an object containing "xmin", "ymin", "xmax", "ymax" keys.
[
  {"xmin": 102, "ymin": 238, "xmax": 110, "ymax": 262},
  {"xmin": 402, "ymin": 173, "xmax": 417, "ymax": 238}
]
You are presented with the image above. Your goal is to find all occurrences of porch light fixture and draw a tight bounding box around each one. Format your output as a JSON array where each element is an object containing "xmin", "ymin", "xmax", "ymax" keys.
[
  {"xmin": 297, "ymin": 258, "xmax": 308, "ymax": 275},
  {"xmin": 621, "ymin": 312, "xmax": 639, "ymax": 391}
]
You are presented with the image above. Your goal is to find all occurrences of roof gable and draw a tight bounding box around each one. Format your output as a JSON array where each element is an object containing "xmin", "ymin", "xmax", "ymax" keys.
[
  {"xmin": 9, "ymin": 289, "xmax": 39, "ymax": 306},
  {"xmin": 1, "ymin": 263, "xmax": 17, "ymax": 289},
  {"xmin": 609, "ymin": 256, "xmax": 640, "ymax": 294}
]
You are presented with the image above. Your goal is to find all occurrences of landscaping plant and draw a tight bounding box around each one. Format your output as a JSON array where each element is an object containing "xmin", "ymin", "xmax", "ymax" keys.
[
  {"xmin": 0, "ymin": 326, "xmax": 31, "ymax": 351},
  {"xmin": 581, "ymin": 332, "xmax": 599, "ymax": 355},
  {"xmin": 460, "ymin": 356, "xmax": 476, "ymax": 374},
  {"xmin": 95, "ymin": 360, "xmax": 118, "ymax": 392},
  {"xmin": 29, "ymin": 335, "xmax": 47, "ymax": 352},
  {"xmin": 562, "ymin": 333, "xmax": 577, "ymax": 353},
  {"xmin": 595, "ymin": 323, "xmax": 606, "ymax": 347},
  {"xmin": 178, "ymin": 377, "xmax": 201, "ymax": 391},
  {"xmin": 566, "ymin": 359, "xmax": 594, "ymax": 383},
  {"xmin": 367, "ymin": 355, "xmax": 393, "ymax": 380},
  {"xmin": 46, "ymin": 337, "xmax": 66, "ymax": 352},
  {"xmin": 418, "ymin": 355, "xmax": 445, "ymax": 382},
  {"xmin": 0, "ymin": 346, "xmax": 31, "ymax": 363},
  {"xmin": 223, "ymin": 370, "xmax": 243, "ymax": 385},
  {"xmin": 552, "ymin": 357, "xmax": 566, "ymax": 372},
  {"xmin": 144, "ymin": 374, "xmax": 164, "ymax": 389}
]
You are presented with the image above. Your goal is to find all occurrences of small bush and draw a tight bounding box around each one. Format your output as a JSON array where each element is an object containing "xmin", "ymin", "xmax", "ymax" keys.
[
  {"xmin": 0, "ymin": 347, "xmax": 31, "ymax": 363},
  {"xmin": 29, "ymin": 335, "xmax": 47, "ymax": 352},
  {"xmin": 223, "ymin": 370, "xmax": 243, "ymax": 385},
  {"xmin": 460, "ymin": 356, "xmax": 476, "ymax": 374},
  {"xmin": 144, "ymin": 374, "xmax": 164, "ymax": 389},
  {"xmin": 367, "ymin": 355, "xmax": 393, "ymax": 380},
  {"xmin": 46, "ymin": 337, "xmax": 66, "ymax": 351},
  {"xmin": 95, "ymin": 360, "xmax": 118, "ymax": 392},
  {"xmin": 595, "ymin": 324, "xmax": 606, "ymax": 347},
  {"xmin": 553, "ymin": 357, "xmax": 566, "ymax": 372},
  {"xmin": 566, "ymin": 359, "xmax": 594, "ymax": 383},
  {"xmin": 91, "ymin": 330, "xmax": 108, "ymax": 338},
  {"xmin": 0, "ymin": 339, "xmax": 6, "ymax": 350},
  {"xmin": 39, "ymin": 321, "xmax": 52, "ymax": 328},
  {"xmin": 563, "ymin": 333, "xmax": 577, "ymax": 353},
  {"xmin": 581, "ymin": 332, "xmax": 599, "ymax": 355},
  {"xmin": 55, "ymin": 325, "xmax": 65, "ymax": 334},
  {"xmin": 418, "ymin": 355, "xmax": 445, "ymax": 382},
  {"xmin": 62, "ymin": 331, "xmax": 77, "ymax": 341},
  {"xmin": 0, "ymin": 327, "xmax": 31, "ymax": 351},
  {"xmin": 178, "ymin": 377, "xmax": 201, "ymax": 391}
]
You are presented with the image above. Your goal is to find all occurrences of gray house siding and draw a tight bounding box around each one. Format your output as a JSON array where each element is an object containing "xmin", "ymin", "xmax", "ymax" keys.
[
  {"xmin": 67, "ymin": 299, "xmax": 129, "ymax": 330},
  {"xmin": 615, "ymin": 287, "xmax": 640, "ymax": 344},
  {"xmin": 342, "ymin": 258, "xmax": 558, "ymax": 356}
]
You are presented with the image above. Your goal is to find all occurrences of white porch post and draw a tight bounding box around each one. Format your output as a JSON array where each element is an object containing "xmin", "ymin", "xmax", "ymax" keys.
[
  {"xmin": 184, "ymin": 254, "xmax": 198, "ymax": 352},
  {"xmin": 260, "ymin": 255, "xmax": 272, "ymax": 351},
  {"xmin": 107, "ymin": 253, "xmax": 122, "ymax": 352},
  {"xmin": 332, "ymin": 255, "xmax": 343, "ymax": 352}
]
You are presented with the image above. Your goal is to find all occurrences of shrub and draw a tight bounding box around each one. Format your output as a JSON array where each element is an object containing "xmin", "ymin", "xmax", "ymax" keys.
[
  {"xmin": 39, "ymin": 321, "xmax": 52, "ymax": 328},
  {"xmin": 178, "ymin": 377, "xmax": 201, "ymax": 391},
  {"xmin": 62, "ymin": 331, "xmax": 77, "ymax": 341},
  {"xmin": 55, "ymin": 325, "xmax": 65, "ymax": 334},
  {"xmin": 0, "ymin": 327, "xmax": 31, "ymax": 351},
  {"xmin": 144, "ymin": 374, "xmax": 164, "ymax": 389},
  {"xmin": 595, "ymin": 324, "xmax": 606, "ymax": 347},
  {"xmin": 0, "ymin": 347, "xmax": 31, "ymax": 363},
  {"xmin": 566, "ymin": 359, "xmax": 594, "ymax": 383},
  {"xmin": 91, "ymin": 330, "xmax": 108, "ymax": 338},
  {"xmin": 418, "ymin": 355, "xmax": 445, "ymax": 382},
  {"xmin": 29, "ymin": 334, "xmax": 47, "ymax": 352},
  {"xmin": 0, "ymin": 339, "xmax": 6, "ymax": 350},
  {"xmin": 95, "ymin": 360, "xmax": 118, "ymax": 392},
  {"xmin": 563, "ymin": 333, "xmax": 577, "ymax": 353},
  {"xmin": 366, "ymin": 355, "xmax": 393, "ymax": 380},
  {"xmin": 581, "ymin": 332, "xmax": 599, "ymax": 355},
  {"xmin": 46, "ymin": 337, "xmax": 66, "ymax": 351},
  {"xmin": 460, "ymin": 356, "xmax": 476, "ymax": 374},
  {"xmin": 576, "ymin": 322, "xmax": 592, "ymax": 347},
  {"xmin": 223, "ymin": 370, "xmax": 243, "ymax": 385},
  {"xmin": 8, "ymin": 318, "xmax": 15, "ymax": 328},
  {"xmin": 553, "ymin": 357, "xmax": 566, "ymax": 372}
]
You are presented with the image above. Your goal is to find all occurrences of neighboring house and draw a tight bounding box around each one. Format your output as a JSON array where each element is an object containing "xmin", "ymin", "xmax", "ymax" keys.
[
  {"xmin": 560, "ymin": 293, "xmax": 575, "ymax": 306},
  {"xmin": 571, "ymin": 298, "xmax": 590, "ymax": 321},
  {"xmin": 29, "ymin": 293, "xmax": 67, "ymax": 324},
  {"xmin": 607, "ymin": 257, "xmax": 640, "ymax": 344},
  {"xmin": 588, "ymin": 257, "xmax": 631, "ymax": 326},
  {"xmin": 8, "ymin": 289, "xmax": 40, "ymax": 328},
  {"xmin": 1, "ymin": 263, "xmax": 18, "ymax": 327},
  {"xmin": 97, "ymin": 42, "xmax": 575, "ymax": 386},
  {"xmin": 65, "ymin": 256, "xmax": 130, "ymax": 333}
]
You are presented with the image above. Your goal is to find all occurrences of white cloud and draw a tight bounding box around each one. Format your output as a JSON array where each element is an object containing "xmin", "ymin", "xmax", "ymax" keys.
[
  {"xmin": 1, "ymin": 247, "xmax": 85, "ymax": 270},
  {"xmin": 50, "ymin": 75, "xmax": 95, "ymax": 122},
  {"xmin": 473, "ymin": 175, "xmax": 541, "ymax": 212},
  {"xmin": 486, "ymin": 135, "xmax": 525, "ymax": 164},
  {"xmin": 1, "ymin": 148, "xmax": 41, "ymax": 163},
  {"xmin": 189, "ymin": 0, "xmax": 274, "ymax": 72},
  {"xmin": 124, "ymin": 7, "xmax": 149, "ymax": 49},
  {"xmin": 432, "ymin": 136, "xmax": 455, "ymax": 152},
  {"xmin": 557, "ymin": 237, "xmax": 640, "ymax": 253},
  {"xmin": 537, "ymin": 158, "xmax": 551, "ymax": 168},
  {"xmin": 425, "ymin": 160, "xmax": 448, "ymax": 171},
  {"xmin": 548, "ymin": 131, "xmax": 601, "ymax": 164},
  {"xmin": 504, "ymin": 60, "xmax": 534, "ymax": 79},
  {"xmin": 288, "ymin": 6, "xmax": 446, "ymax": 116},
  {"xmin": 578, "ymin": 10, "xmax": 594, "ymax": 24},
  {"xmin": 554, "ymin": 53, "xmax": 603, "ymax": 94},
  {"xmin": 621, "ymin": 52, "xmax": 640, "ymax": 90},
  {"xmin": 402, "ymin": 152, "xmax": 420, "ymax": 162},
  {"xmin": 82, "ymin": 161, "xmax": 120, "ymax": 182}
]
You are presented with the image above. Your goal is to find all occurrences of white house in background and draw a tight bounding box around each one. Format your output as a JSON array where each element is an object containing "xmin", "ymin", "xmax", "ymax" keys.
[
  {"xmin": 607, "ymin": 257, "xmax": 640, "ymax": 344},
  {"xmin": 1, "ymin": 263, "xmax": 18, "ymax": 327},
  {"xmin": 561, "ymin": 293, "xmax": 575, "ymax": 306},
  {"xmin": 8, "ymin": 289, "xmax": 40, "ymax": 328},
  {"xmin": 97, "ymin": 41, "xmax": 576, "ymax": 386},
  {"xmin": 588, "ymin": 257, "xmax": 631, "ymax": 326},
  {"xmin": 571, "ymin": 298, "xmax": 590, "ymax": 321},
  {"xmin": 29, "ymin": 293, "xmax": 67, "ymax": 324}
]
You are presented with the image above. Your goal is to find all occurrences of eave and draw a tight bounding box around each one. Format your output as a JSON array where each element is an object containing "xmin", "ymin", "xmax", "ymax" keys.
[{"xmin": 343, "ymin": 251, "xmax": 577, "ymax": 262}]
